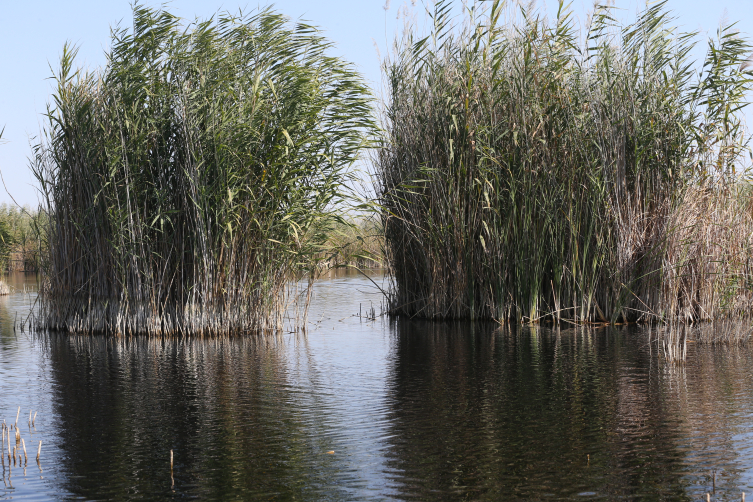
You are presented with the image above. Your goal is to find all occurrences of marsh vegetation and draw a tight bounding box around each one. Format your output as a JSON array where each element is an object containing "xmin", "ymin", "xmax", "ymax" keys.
[
  {"xmin": 20, "ymin": 0, "xmax": 753, "ymax": 340},
  {"xmin": 323, "ymin": 217, "xmax": 384, "ymax": 269},
  {"xmin": 32, "ymin": 6, "xmax": 375, "ymax": 335},
  {"xmin": 375, "ymin": 0, "xmax": 753, "ymax": 325},
  {"xmin": 0, "ymin": 205, "xmax": 43, "ymax": 272}
]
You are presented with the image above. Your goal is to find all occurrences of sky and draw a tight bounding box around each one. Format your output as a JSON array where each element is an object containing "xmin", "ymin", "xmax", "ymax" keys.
[{"xmin": 0, "ymin": 0, "xmax": 751, "ymax": 206}]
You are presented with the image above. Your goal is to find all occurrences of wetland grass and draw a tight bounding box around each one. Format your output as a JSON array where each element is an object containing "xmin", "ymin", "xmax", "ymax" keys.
[
  {"xmin": 0, "ymin": 204, "xmax": 45, "ymax": 272},
  {"xmin": 376, "ymin": 0, "xmax": 753, "ymax": 324},
  {"xmin": 322, "ymin": 217, "xmax": 384, "ymax": 269},
  {"xmin": 32, "ymin": 6, "xmax": 374, "ymax": 336}
]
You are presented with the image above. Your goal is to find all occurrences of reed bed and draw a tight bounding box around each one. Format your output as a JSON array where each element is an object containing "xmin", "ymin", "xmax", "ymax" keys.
[
  {"xmin": 32, "ymin": 6, "xmax": 374, "ymax": 336},
  {"xmin": 375, "ymin": 0, "xmax": 753, "ymax": 323}
]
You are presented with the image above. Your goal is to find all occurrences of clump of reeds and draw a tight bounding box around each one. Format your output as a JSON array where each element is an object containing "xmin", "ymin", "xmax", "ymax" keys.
[
  {"xmin": 32, "ymin": 6, "xmax": 374, "ymax": 335},
  {"xmin": 375, "ymin": 0, "xmax": 753, "ymax": 323},
  {"xmin": 0, "ymin": 281, "xmax": 9, "ymax": 295}
]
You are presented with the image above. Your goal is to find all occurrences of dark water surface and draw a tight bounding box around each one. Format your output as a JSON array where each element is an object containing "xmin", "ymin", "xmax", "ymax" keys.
[{"xmin": 2, "ymin": 272, "xmax": 753, "ymax": 500}]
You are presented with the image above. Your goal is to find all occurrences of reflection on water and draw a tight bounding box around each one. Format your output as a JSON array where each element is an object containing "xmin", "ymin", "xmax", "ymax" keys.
[{"xmin": 2, "ymin": 271, "xmax": 753, "ymax": 500}]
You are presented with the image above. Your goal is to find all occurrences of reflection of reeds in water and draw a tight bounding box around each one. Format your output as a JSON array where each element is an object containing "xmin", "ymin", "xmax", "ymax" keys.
[
  {"xmin": 385, "ymin": 322, "xmax": 700, "ymax": 499},
  {"xmin": 44, "ymin": 332, "xmax": 358, "ymax": 499},
  {"xmin": 692, "ymin": 321, "xmax": 753, "ymax": 345},
  {"xmin": 654, "ymin": 320, "xmax": 753, "ymax": 362},
  {"xmin": 648, "ymin": 324, "xmax": 689, "ymax": 363},
  {"xmin": 655, "ymin": 344, "xmax": 753, "ymax": 495},
  {"xmin": 31, "ymin": 6, "xmax": 374, "ymax": 336}
]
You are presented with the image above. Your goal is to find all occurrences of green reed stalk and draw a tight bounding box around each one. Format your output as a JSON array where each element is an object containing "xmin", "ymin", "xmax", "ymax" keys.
[
  {"xmin": 375, "ymin": 0, "xmax": 753, "ymax": 323},
  {"xmin": 32, "ymin": 6, "xmax": 375, "ymax": 335}
]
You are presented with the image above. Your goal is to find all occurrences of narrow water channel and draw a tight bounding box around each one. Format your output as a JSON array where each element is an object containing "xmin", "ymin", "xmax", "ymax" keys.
[{"xmin": 1, "ymin": 271, "xmax": 753, "ymax": 500}]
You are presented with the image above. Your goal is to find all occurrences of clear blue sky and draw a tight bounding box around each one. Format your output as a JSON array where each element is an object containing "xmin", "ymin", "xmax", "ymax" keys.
[{"xmin": 0, "ymin": 0, "xmax": 751, "ymax": 205}]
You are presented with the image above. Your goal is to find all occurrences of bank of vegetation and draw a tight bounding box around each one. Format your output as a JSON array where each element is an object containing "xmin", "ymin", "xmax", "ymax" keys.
[
  {"xmin": 375, "ymin": 0, "xmax": 753, "ymax": 324},
  {"xmin": 323, "ymin": 217, "xmax": 384, "ymax": 269},
  {"xmin": 0, "ymin": 204, "xmax": 43, "ymax": 272},
  {"xmin": 32, "ymin": 6, "xmax": 374, "ymax": 335}
]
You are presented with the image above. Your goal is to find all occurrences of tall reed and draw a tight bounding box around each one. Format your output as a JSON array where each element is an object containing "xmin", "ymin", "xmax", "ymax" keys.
[
  {"xmin": 375, "ymin": 0, "xmax": 753, "ymax": 323},
  {"xmin": 32, "ymin": 6, "xmax": 374, "ymax": 335}
]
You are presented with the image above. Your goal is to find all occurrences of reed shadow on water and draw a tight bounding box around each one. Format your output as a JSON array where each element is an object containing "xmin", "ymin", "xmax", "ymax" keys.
[
  {"xmin": 384, "ymin": 320, "xmax": 753, "ymax": 500},
  {"xmin": 44, "ymin": 333, "xmax": 362, "ymax": 500}
]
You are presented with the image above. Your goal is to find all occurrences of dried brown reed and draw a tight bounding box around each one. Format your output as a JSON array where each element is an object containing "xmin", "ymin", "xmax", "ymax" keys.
[{"xmin": 662, "ymin": 184, "xmax": 753, "ymax": 321}]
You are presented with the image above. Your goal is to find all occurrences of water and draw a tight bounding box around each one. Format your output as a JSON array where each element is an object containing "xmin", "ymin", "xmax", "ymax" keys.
[{"xmin": 1, "ymin": 271, "xmax": 753, "ymax": 500}]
